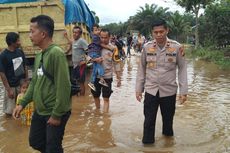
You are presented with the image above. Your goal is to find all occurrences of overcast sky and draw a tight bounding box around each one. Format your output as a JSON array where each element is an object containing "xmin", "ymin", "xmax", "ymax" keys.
[{"xmin": 84, "ymin": 0, "xmax": 184, "ymax": 25}]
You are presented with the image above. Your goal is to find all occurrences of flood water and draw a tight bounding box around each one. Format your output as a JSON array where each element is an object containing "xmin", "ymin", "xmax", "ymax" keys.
[{"xmin": 0, "ymin": 53, "xmax": 230, "ymax": 153}]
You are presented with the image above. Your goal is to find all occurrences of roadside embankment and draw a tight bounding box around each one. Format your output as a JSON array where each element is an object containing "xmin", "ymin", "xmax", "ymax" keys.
[{"xmin": 185, "ymin": 45, "xmax": 230, "ymax": 69}]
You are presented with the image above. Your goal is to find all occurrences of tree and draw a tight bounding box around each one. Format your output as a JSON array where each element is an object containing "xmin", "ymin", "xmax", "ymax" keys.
[
  {"xmin": 128, "ymin": 3, "xmax": 170, "ymax": 37},
  {"xmin": 175, "ymin": 0, "xmax": 214, "ymax": 49},
  {"xmin": 167, "ymin": 11, "xmax": 190, "ymax": 42},
  {"xmin": 200, "ymin": 0, "xmax": 230, "ymax": 48},
  {"xmin": 101, "ymin": 22, "xmax": 127, "ymax": 36}
]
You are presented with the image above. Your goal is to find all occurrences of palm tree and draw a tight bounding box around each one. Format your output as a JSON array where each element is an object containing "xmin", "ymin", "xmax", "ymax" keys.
[
  {"xmin": 168, "ymin": 11, "xmax": 190, "ymax": 41},
  {"xmin": 128, "ymin": 3, "xmax": 170, "ymax": 37}
]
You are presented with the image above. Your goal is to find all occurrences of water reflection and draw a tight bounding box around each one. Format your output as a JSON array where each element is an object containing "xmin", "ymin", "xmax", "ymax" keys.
[
  {"xmin": 63, "ymin": 94, "xmax": 116, "ymax": 153},
  {"xmin": 0, "ymin": 55, "xmax": 230, "ymax": 153}
]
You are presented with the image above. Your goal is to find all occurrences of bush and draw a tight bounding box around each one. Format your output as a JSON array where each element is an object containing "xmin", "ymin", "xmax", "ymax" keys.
[{"xmin": 189, "ymin": 47, "xmax": 230, "ymax": 69}]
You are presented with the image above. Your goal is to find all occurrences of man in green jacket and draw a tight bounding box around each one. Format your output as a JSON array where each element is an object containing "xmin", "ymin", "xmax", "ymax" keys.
[{"xmin": 13, "ymin": 15, "xmax": 71, "ymax": 153}]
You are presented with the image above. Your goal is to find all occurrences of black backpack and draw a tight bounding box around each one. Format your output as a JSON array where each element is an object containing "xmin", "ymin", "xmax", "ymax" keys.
[{"xmin": 115, "ymin": 39, "xmax": 123, "ymax": 50}]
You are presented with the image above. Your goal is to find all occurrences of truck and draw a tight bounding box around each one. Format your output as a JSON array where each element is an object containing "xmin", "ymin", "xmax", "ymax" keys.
[{"xmin": 0, "ymin": 0, "xmax": 94, "ymax": 64}]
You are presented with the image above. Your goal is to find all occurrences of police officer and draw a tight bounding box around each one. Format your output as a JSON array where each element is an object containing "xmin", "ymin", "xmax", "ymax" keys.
[{"xmin": 135, "ymin": 19, "xmax": 188, "ymax": 144}]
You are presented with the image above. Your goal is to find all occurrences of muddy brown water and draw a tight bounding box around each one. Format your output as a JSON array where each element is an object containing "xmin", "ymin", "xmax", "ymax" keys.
[{"xmin": 0, "ymin": 54, "xmax": 230, "ymax": 153}]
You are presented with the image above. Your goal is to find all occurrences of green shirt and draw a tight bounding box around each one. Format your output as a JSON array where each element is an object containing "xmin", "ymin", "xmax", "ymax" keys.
[{"xmin": 20, "ymin": 44, "xmax": 71, "ymax": 119}]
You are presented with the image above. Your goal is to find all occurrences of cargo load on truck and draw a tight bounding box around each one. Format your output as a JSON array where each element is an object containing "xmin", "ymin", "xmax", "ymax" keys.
[{"xmin": 0, "ymin": 0, "xmax": 95, "ymax": 61}]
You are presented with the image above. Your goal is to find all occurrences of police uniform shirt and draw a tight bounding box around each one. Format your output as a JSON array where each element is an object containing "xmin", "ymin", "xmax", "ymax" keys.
[
  {"xmin": 100, "ymin": 43, "xmax": 121, "ymax": 79},
  {"xmin": 135, "ymin": 38, "xmax": 188, "ymax": 97}
]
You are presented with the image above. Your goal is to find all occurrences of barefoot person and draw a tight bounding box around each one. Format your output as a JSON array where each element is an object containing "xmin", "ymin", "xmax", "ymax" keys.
[
  {"xmin": 91, "ymin": 28, "xmax": 121, "ymax": 113},
  {"xmin": 87, "ymin": 24, "xmax": 114, "ymax": 91}
]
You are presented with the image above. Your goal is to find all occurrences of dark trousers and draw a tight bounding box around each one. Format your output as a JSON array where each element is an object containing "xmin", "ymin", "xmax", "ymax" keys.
[
  {"xmin": 29, "ymin": 111, "xmax": 71, "ymax": 153},
  {"xmin": 142, "ymin": 92, "xmax": 176, "ymax": 143},
  {"xmin": 127, "ymin": 45, "xmax": 131, "ymax": 56}
]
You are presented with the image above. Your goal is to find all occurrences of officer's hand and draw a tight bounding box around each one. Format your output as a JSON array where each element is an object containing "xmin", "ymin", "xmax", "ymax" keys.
[
  {"xmin": 7, "ymin": 88, "xmax": 14, "ymax": 99},
  {"xmin": 136, "ymin": 92, "xmax": 142, "ymax": 102},
  {"xmin": 47, "ymin": 117, "xmax": 61, "ymax": 126},
  {"xmin": 179, "ymin": 95, "xmax": 187, "ymax": 104},
  {"xmin": 12, "ymin": 105, "xmax": 23, "ymax": 119}
]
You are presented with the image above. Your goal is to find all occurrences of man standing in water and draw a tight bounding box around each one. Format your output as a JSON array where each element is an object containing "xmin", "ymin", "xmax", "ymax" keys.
[
  {"xmin": 126, "ymin": 32, "xmax": 133, "ymax": 58},
  {"xmin": 64, "ymin": 25, "xmax": 88, "ymax": 96},
  {"xmin": 91, "ymin": 28, "xmax": 121, "ymax": 113},
  {"xmin": 13, "ymin": 15, "xmax": 71, "ymax": 153},
  {"xmin": 0, "ymin": 32, "xmax": 28, "ymax": 116},
  {"xmin": 135, "ymin": 19, "xmax": 188, "ymax": 144}
]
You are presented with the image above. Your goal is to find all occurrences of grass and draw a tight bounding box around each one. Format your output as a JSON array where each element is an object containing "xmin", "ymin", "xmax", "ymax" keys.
[{"xmin": 185, "ymin": 45, "xmax": 230, "ymax": 69}]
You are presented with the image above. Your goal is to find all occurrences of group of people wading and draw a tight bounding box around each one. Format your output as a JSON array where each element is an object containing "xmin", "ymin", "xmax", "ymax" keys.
[{"xmin": 0, "ymin": 14, "xmax": 187, "ymax": 152}]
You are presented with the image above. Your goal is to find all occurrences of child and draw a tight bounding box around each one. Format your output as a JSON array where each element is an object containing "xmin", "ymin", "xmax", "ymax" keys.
[
  {"xmin": 16, "ymin": 79, "xmax": 34, "ymax": 126},
  {"xmin": 87, "ymin": 24, "xmax": 113, "ymax": 91}
]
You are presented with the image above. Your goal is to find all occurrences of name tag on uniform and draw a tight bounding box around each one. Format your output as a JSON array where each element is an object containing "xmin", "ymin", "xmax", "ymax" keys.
[
  {"xmin": 166, "ymin": 53, "xmax": 176, "ymax": 56},
  {"xmin": 165, "ymin": 51, "xmax": 176, "ymax": 63},
  {"xmin": 147, "ymin": 53, "xmax": 157, "ymax": 56}
]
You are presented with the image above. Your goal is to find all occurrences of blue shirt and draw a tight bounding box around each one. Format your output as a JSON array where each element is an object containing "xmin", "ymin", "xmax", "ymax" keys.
[{"xmin": 88, "ymin": 34, "xmax": 102, "ymax": 58}]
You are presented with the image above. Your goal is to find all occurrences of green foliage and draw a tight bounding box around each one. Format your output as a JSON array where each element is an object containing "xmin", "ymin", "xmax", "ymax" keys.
[
  {"xmin": 101, "ymin": 22, "xmax": 127, "ymax": 36},
  {"xmin": 190, "ymin": 47, "xmax": 230, "ymax": 69},
  {"xmin": 167, "ymin": 11, "xmax": 191, "ymax": 42},
  {"xmin": 199, "ymin": 0, "xmax": 230, "ymax": 48},
  {"xmin": 176, "ymin": 0, "xmax": 214, "ymax": 12},
  {"xmin": 101, "ymin": 3, "xmax": 175, "ymax": 38},
  {"xmin": 175, "ymin": 0, "xmax": 215, "ymax": 49},
  {"xmin": 128, "ymin": 3, "xmax": 170, "ymax": 37},
  {"xmin": 95, "ymin": 0, "xmax": 229, "ymax": 52}
]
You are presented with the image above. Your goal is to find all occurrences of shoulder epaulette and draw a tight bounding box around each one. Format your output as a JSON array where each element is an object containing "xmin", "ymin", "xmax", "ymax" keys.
[
  {"xmin": 168, "ymin": 39, "xmax": 180, "ymax": 46},
  {"xmin": 173, "ymin": 41, "xmax": 180, "ymax": 45},
  {"xmin": 146, "ymin": 41, "xmax": 152, "ymax": 45},
  {"xmin": 143, "ymin": 41, "xmax": 153, "ymax": 48}
]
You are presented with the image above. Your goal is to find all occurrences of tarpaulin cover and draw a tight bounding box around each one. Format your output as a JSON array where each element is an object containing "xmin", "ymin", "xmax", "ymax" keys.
[
  {"xmin": 0, "ymin": 0, "xmax": 37, "ymax": 3},
  {"xmin": 62, "ymin": 0, "xmax": 95, "ymax": 30}
]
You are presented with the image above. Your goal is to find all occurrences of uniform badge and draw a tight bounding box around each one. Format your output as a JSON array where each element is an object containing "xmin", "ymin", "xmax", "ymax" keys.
[
  {"xmin": 148, "ymin": 48, "xmax": 156, "ymax": 52},
  {"xmin": 168, "ymin": 58, "xmax": 174, "ymax": 62},
  {"xmin": 167, "ymin": 47, "xmax": 176, "ymax": 52},
  {"xmin": 147, "ymin": 62, "xmax": 155, "ymax": 68},
  {"xmin": 179, "ymin": 47, "xmax": 185, "ymax": 56}
]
